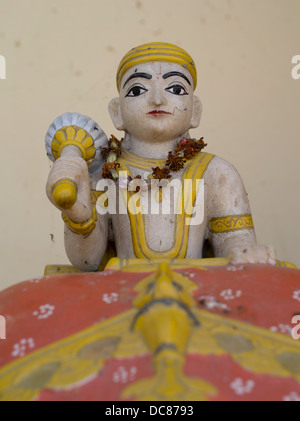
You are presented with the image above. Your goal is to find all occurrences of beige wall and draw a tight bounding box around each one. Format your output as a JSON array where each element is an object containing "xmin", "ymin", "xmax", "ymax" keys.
[{"xmin": 0, "ymin": 0, "xmax": 299, "ymax": 291}]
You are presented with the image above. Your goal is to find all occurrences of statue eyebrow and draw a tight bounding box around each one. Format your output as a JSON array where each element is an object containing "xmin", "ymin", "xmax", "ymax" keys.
[
  {"xmin": 123, "ymin": 72, "xmax": 152, "ymax": 89},
  {"xmin": 162, "ymin": 71, "xmax": 191, "ymax": 86}
]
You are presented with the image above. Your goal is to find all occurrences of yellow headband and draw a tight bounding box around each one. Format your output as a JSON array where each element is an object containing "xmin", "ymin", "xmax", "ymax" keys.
[{"xmin": 116, "ymin": 42, "xmax": 197, "ymax": 91}]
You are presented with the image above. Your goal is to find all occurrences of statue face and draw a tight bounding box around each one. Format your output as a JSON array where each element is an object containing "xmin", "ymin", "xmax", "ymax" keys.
[{"xmin": 109, "ymin": 61, "xmax": 202, "ymax": 142}]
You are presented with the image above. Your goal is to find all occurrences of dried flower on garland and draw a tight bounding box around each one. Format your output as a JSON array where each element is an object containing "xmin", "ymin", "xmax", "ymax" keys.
[
  {"xmin": 165, "ymin": 151, "xmax": 186, "ymax": 171},
  {"xmin": 101, "ymin": 135, "xmax": 123, "ymax": 161},
  {"xmin": 102, "ymin": 162, "xmax": 120, "ymax": 181},
  {"xmin": 175, "ymin": 137, "xmax": 207, "ymax": 159},
  {"xmin": 151, "ymin": 166, "xmax": 172, "ymax": 181}
]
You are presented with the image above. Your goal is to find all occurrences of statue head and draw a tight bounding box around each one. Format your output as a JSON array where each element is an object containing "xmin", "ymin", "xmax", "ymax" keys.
[{"xmin": 108, "ymin": 42, "xmax": 202, "ymax": 143}]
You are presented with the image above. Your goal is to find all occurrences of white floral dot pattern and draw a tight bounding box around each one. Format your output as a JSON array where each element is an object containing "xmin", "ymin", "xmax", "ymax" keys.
[
  {"xmin": 230, "ymin": 378, "xmax": 255, "ymax": 395},
  {"xmin": 32, "ymin": 304, "xmax": 55, "ymax": 320},
  {"xmin": 226, "ymin": 265, "xmax": 245, "ymax": 271},
  {"xmin": 270, "ymin": 324, "xmax": 292, "ymax": 335},
  {"xmin": 220, "ymin": 289, "xmax": 242, "ymax": 300},
  {"xmin": 293, "ymin": 290, "xmax": 300, "ymax": 302},
  {"xmin": 112, "ymin": 366, "xmax": 137, "ymax": 383},
  {"xmin": 283, "ymin": 391, "xmax": 300, "ymax": 401},
  {"xmin": 11, "ymin": 338, "xmax": 35, "ymax": 358},
  {"xmin": 29, "ymin": 278, "xmax": 43, "ymax": 284},
  {"xmin": 199, "ymin": 295, "xmax": 230, "ymax": 311},
  {"xmin": 102, "ymin": 292, "xmax": 119, "ymax": 304}
]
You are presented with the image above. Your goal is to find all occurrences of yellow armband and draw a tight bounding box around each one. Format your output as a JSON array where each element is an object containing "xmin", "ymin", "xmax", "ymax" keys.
[{"xmin": 209, "ymin": 214, "xmax": 254, "ymax": 234}]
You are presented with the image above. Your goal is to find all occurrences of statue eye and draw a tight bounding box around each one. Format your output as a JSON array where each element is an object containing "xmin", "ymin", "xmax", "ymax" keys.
[
  {"xmin": 165, "ymin": 85, "xmax": 188, "ymax": 96},
  {"xmin": 126, "ymin": 86, "xmax": 148, "ymax": 97}
]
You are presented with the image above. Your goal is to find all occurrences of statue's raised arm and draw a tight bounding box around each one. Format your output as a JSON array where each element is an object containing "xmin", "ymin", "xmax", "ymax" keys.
[{"xmin": 45, "ymin": 113, "xmax": 109, "ymax": 270}]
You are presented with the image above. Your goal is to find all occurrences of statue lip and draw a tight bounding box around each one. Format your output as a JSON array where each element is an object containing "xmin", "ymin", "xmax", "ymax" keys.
[{"xmin": 147, "ymin": 110, "xmax": 172, "ymax": 116}]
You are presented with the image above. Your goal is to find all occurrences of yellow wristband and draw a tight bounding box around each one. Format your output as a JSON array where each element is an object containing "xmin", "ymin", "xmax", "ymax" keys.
[{"xmin": 62, "ymin": 206, "xmax": 97, "ymax": 237}]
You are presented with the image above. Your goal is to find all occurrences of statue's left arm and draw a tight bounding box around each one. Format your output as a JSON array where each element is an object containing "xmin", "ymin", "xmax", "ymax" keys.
[{"xmin": 206, "ymin": 156, "xmax": 276, "ymax": 264}]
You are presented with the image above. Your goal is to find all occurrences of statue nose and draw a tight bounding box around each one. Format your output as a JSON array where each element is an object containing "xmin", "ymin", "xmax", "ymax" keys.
[{"xmin": 148, "ymin": 85, "xmax": 167, "ymax": 107}]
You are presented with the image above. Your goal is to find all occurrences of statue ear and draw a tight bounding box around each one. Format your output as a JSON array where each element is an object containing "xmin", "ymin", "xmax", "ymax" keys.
[
  {"xmin": 190, "ymin": 95, "xmax": 202, "ymax": 129},
  {"xmin": 108, "ymin": 97, "xmax": 125, "ymax": 130}
]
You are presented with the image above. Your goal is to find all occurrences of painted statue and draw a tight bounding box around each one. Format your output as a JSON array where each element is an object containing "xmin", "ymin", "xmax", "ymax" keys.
[
  {"xmin": 0, "ymin": 43, "xmax": 299, "ymax": 402},
  {"xmin": 45, "ymin": 42, "xmax": 276, "ymax": 271}
]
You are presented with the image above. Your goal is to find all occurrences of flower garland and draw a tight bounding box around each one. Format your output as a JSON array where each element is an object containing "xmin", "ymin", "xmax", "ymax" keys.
[{"xmin": 101, "ymin": 135, "xmax": 207, "ymax": 185}]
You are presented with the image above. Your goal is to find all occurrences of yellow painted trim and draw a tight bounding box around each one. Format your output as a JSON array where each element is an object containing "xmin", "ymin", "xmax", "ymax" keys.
[
  {"xmin": 52, "ymin": 179, "xmax": 78, "ymax": 209},
  {"xmin": 45, "ymin": 258, "xmax": 230, "ymax": 277},
  {"xmin": 90, "ymin": 189, "xmax": 105, "ymax": 206},
  {"xmin": 209, "ymin": 214, "xmax": 254, "ymax": 234},
  {"xmin": 44, "ymin": 265, "xmax": 84, "ymax": 276},
  {"xmin": 276, "ymin": 260, "xmax": 298, "ymax": 269},
  {"xmin": 51, "ymin": 126, "xmax": 96, "ymax": 165},
  {"xmin": 104, "ymin": 257, "xmax": 231, "ymax": 272},
  {"xmin": 117, "ymin": 152, "xmax": 214, "ymax": 259},
  {"xmin": 43, "ymin": 258, "xmax": 298, "ymax": 276},
  {"xmin": 120, "ymin": 148, "xmax": 166, "ymax": 170},
  {"xmin": 62, "ymin": 205, "xmax": 97, "ymax": 237},
  {"xmin": 117, "ymin": 42, "xmax": 197, "ymax": 91}
]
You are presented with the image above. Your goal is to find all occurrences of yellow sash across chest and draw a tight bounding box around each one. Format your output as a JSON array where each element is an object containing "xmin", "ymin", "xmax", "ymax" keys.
[{"xmin": 117, "ymin": 149, "xmax": 215, "ymax": 259}]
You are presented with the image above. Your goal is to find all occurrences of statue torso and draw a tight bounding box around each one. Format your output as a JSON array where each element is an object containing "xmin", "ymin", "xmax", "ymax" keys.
[{"xmin": 93, "ymin": 149, "xmax": 215, "ymax": 259}]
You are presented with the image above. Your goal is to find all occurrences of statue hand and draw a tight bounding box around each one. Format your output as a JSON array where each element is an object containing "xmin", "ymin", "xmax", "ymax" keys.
[
  {"xmin": 46, "ymin": 154, "xmax": 92, "ymax": 222},
  {"xmin": 229, "ymin": 244, "xmax": 276, "ymax": 265}
]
